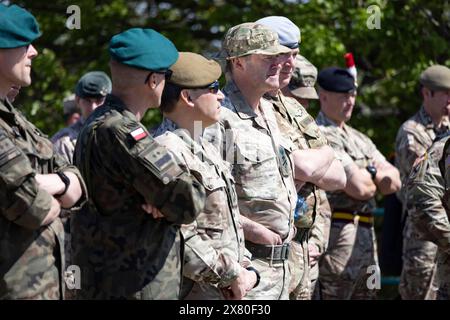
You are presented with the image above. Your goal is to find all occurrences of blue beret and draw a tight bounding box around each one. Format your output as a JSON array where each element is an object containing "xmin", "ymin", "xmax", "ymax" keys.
[
  {"xmin": 318, "ymin": 67, "xmax": 356, "ymax": 93},
  {"xmin": 255, "ymin": 16, "xmax": 300, "ymax": 49},
  {"xmin": 109, "ymin": 28, "xmax": 178, "ymax": 72},
  {"xmin": 0, "ymin": 4, "xmax": 41, "ymax": 48}
]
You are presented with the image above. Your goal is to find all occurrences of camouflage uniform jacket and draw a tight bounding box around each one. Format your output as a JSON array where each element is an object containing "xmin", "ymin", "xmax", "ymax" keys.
[
  {"xmin": 316, "ymin": 111, "xmax": 386, "ymax": 213},
  {"xmin": 408, "ymin": 134, "xmax": 450, "ymax": 253},
  {"xmin": 203, "ymin": 80, "xmax": 297, "ymax": 241},
  {"xmin": 51, "ymin": 118, "xmax": 85, "ymax": 164},
  {"xmin": 154, "ymin": 119, "xmax": 251, "ymax": 292},
  {"xmin": 395, "ymin": 106, "xmax": 449, "ymax": 203},
  {"xmin": 264, "ymin": 91, "xmax": 328, "ymax": 231},
  {"xmin": 0, "ymin": 99, "xmax": 86, "ymax": 299},
  {"xmin": 71, "ymin": 94, "xmax": 206, "ymax": 299}
]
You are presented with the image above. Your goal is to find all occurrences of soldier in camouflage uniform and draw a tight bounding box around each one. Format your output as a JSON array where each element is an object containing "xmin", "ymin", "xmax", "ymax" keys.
[
  {"xmin": 52, "ymin": 71, "xmax": 111, "ymax": 164},
  {"xmin": 204, "ymin": 22, "xmax": 299, "ymax": 300},
  {"xmin": 283, "ymin": 53, "xmax": 334, "ymax": 299},
  {"xmin": 256, "ymin": 16, "xmax": 346, "ymax": 300},
  {"xmin": 71, "ymin": 29, "xmax": 206, "ymax": 299},
  {"xmin": 408, "ymin": 133, "xmax": 450, "ymax": 300},
  {"xmin": 154, "ymin": 52, "xmax": 258, "ymax": 299},
  {"xmin": 0, "ymin": 4, "xmax": 86, "ymax": 299},
  {"xmin": 51, "ymin": 72, "xmax": 111, "ymax": 296},
  {"xmin": 316, "ymin": 67, "xmax": 401, "ymax": 299},
  {"xmin": 396, "ymin": 65, "xmax": 450, "ymax": 299}
]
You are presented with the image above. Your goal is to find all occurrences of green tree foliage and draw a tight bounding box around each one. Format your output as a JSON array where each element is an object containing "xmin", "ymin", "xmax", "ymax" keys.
[{"xmin": 4, "ymin": 0, "xmax": 449, "ymax": 155}]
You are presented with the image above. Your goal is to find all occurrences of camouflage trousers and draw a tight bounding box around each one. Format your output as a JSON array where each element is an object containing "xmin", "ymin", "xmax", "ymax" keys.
[
  {"xmin": 243, "ymin": 257, "xmax": 290, "ymax": 300},
  {"xmin": 399, "ymin": 217, "xmax": 438, "ymax": 300},
  {"xmin": 310, "ymin": 262, "xmax": 320, "ymax": 299},
  {"xmin": 436, "ymin": 251, "xmax": 450, "ymax": 300},
  {"xmin": 288, "ymin": 229, "xmax": 311, "ymax": 300},
  {"xmin": 319, "ymin": 221, "xmax": 379, "ymax": 300},
  {"xmin": 74, "ymin": 232, "xmax": 182, "ymax": 300}
]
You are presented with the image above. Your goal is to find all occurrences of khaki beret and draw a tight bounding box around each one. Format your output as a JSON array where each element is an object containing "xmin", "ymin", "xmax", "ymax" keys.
[
  {"xmin": 169, "ymin": 52, "xmax": 221, "ymax": 88},
  {"xmin": 420, "ymin": 65, "xmax": 450, "ymax": 91}
]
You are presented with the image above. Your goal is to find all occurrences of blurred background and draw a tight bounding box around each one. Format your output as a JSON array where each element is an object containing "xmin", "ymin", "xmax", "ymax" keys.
[{"xmin": 3, "ymin": 0, "xmax": 449, "ymax": 298}]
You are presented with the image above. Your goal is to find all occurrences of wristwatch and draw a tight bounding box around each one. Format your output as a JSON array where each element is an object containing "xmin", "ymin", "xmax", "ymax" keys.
[
  {"xmin": 246, "ymin": 266, "xmax": 261, "ymax": 288},
  {"xmin": 366, "ymin": 165, "xmax": 377, "ymax": 180},
  {"xmin": 54, "ymin": 171, "xmax": 70, "ymax": 198}
]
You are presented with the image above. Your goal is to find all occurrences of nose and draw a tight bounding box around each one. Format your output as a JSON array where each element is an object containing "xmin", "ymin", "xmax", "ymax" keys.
[
  {"xmin": 27, "ymin": 44, "xmax": 38, "ymax": 59},
  {"xmin": 217, "ymin": 89, "xmax": 225, "ymax": 102}
]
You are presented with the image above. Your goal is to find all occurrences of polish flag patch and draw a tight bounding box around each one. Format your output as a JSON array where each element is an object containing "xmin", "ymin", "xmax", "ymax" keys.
[{"xmin": 130, "ymin": 127, "xmax": 148, "ymax": 141}]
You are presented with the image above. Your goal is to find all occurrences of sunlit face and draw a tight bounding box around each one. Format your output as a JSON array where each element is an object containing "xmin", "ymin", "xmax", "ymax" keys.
[
  {"xmin": 0, "ymin": 45, "xmax": 38, "ymax": 89},
  {"xmin": 240, "ymin": 54, "xmax": 282, "ymax": 92},
  {"xmin": 321, "ymin": 90, "xmax": 357, "ymax": 123},
  {"xmin": 278, "ymin": 48, "xmax": 299, "ymax": 89},
  {"xmin": 189, "ymin": 83, "xmax": 224, "ymax": 128}
]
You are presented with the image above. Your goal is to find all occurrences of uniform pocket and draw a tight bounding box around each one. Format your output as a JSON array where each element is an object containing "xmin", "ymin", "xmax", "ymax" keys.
[{"xmin": 234, "ymin": 140, "xmax": 280, "ymax": 200}]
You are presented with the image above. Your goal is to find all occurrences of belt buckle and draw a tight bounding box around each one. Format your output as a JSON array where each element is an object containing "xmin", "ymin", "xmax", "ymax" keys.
[{"xmin": 281, "ymin": 243, "xmax": 291, "ymax": 260}]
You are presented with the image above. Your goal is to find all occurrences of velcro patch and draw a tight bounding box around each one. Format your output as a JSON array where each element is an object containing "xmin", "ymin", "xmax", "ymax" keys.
[
  {"xmin": 0, "ymin": 132, "xmax": 21, "ymax": 167},
  {"xmin": 130, "ymin": 127, "xmax": 148, "ymax": 141}
]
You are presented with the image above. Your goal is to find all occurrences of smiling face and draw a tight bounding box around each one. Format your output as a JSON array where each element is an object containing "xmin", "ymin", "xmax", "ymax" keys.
[{"xmin": 0, "ymin": 45, "xmax": 38, "ymax": 94}]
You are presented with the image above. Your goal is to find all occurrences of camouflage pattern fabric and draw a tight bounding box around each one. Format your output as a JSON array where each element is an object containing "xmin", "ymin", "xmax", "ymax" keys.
[
  {"xmin": 316, "ymin": 111, "xmax": 384, "ymax": 299},
  {"xmin": 154, "ymin": 119, "xmax": 251, "ymax": 300},
  {"xmin": 396, "ymin": 107, "xmax": 448, "ymax": 299},
  {"xmin": 265, "ymin": 91, "xmax": 330, "ymax": 300},
  {"xmin": 51, "ymin": 118, "xmax": 85, "ymax": 164},
  {"xmin": 51, "ymin": 117, "xmax": 85, "ymax": 298},
  {"xmin": 404, "ymin": 136, "xmax": 450, "ymax": 299},
  {"xmin": 395, "ymin": 107, "xmax": 449, "ymax": 203},
  {"xmin": 309, "ymin": 189, "xmax": 332, "ymax": 296},
  {"xmin": 318, "ymin": 221, "xmax": 379, "ymax": 299},
  {"xmin": 203, "ymin": 79, "xmax": 297, "ymax": 300},
  {"xmin": 71, "ymin": 94, "xmax": 206, "ymax": 299},
  {"xmin": 0, "ymin": 99, "xmax": 86, "ymax": 300}
]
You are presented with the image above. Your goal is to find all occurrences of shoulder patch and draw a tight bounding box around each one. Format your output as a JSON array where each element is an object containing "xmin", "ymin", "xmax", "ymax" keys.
[
  {"xmin": 129, "ymin": 127, "xmax": 148, "ymax": 141},
  {"xmin": 0, "ymin": 131, "xmax": 21, "ymax": 167}
]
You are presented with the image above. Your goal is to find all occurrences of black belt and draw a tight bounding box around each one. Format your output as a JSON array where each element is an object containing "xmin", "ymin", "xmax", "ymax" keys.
[{"xmin": 245, "ymin": 241, "xmax": 290, "ymax": 261}]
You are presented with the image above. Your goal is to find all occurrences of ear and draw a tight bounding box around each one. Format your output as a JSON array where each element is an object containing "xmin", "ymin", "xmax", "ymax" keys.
[
  {"xmin": 231, "ymin": 57, "xmax": 245, "ymax": 71},
  {"xmin": 421, "ymin": 86, "xmax": 431, "ymax": 99},
  {"xmin": 147, "ymin": 73, "xmax": 158, "ymax": 89},
  {"xmin": 180, "ymin": 89, "xmax": 195, "ymax": 108}
]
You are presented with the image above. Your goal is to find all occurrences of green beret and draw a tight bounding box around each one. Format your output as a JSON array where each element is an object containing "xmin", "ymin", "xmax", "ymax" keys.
[
  {"xmin": 75, "ymin": 71, "xmax": 112, "ymax": 98},
  {"xmin": 420, "ymin": 65, "xmax": 450, "ymax": 91},
  {"xmin": 169, "ymin": 52, "xmax": 221, "ymax": 88},
  {"xmin": 109, "ymin": 28, "xmax": 178, "ymax": 71},
  {"xmin": 0, "ymin": 4, "xmax": 41, "ymax": 49}
]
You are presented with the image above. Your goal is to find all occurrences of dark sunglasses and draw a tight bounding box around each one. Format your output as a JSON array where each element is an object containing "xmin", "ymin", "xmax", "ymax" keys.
[
  {"xmin": 144, "ymin": 69, "xmax": 173, "ymax": 83},
  {"xmin": 200, "ymin": 80, "xmax": 220, "ymax": 94}
]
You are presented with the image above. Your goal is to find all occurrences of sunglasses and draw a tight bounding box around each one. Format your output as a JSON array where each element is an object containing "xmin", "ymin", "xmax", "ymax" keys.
[
  {"xmin": 144, "ymin": 69, "xmax": 173, "ymax": 83},
  {"xmin": 200, "ymin": 80, "xmax": 220, "ymax": 94}
]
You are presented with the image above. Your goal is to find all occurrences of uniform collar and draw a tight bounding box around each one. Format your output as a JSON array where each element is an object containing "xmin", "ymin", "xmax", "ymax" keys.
[
  {"xmin": 418, "ymin": 106, "xmax": 435, "ymax": 129},
  {"xmin": 154, "ymin": 117, "xmax": 204, "ymax": 156},
  {"xmin": 223, "ymin": 79, "xmax": 258, "ymax": 120}
]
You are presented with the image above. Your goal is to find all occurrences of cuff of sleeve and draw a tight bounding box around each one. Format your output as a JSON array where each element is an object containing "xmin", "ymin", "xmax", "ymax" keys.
[
  {"xmin": 60, "ymin": 167, "xmax": 88, "ymax": 210},
  {"xmin": 218, "ymin": 260, "xmax": 242, "ymax": 288}
]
